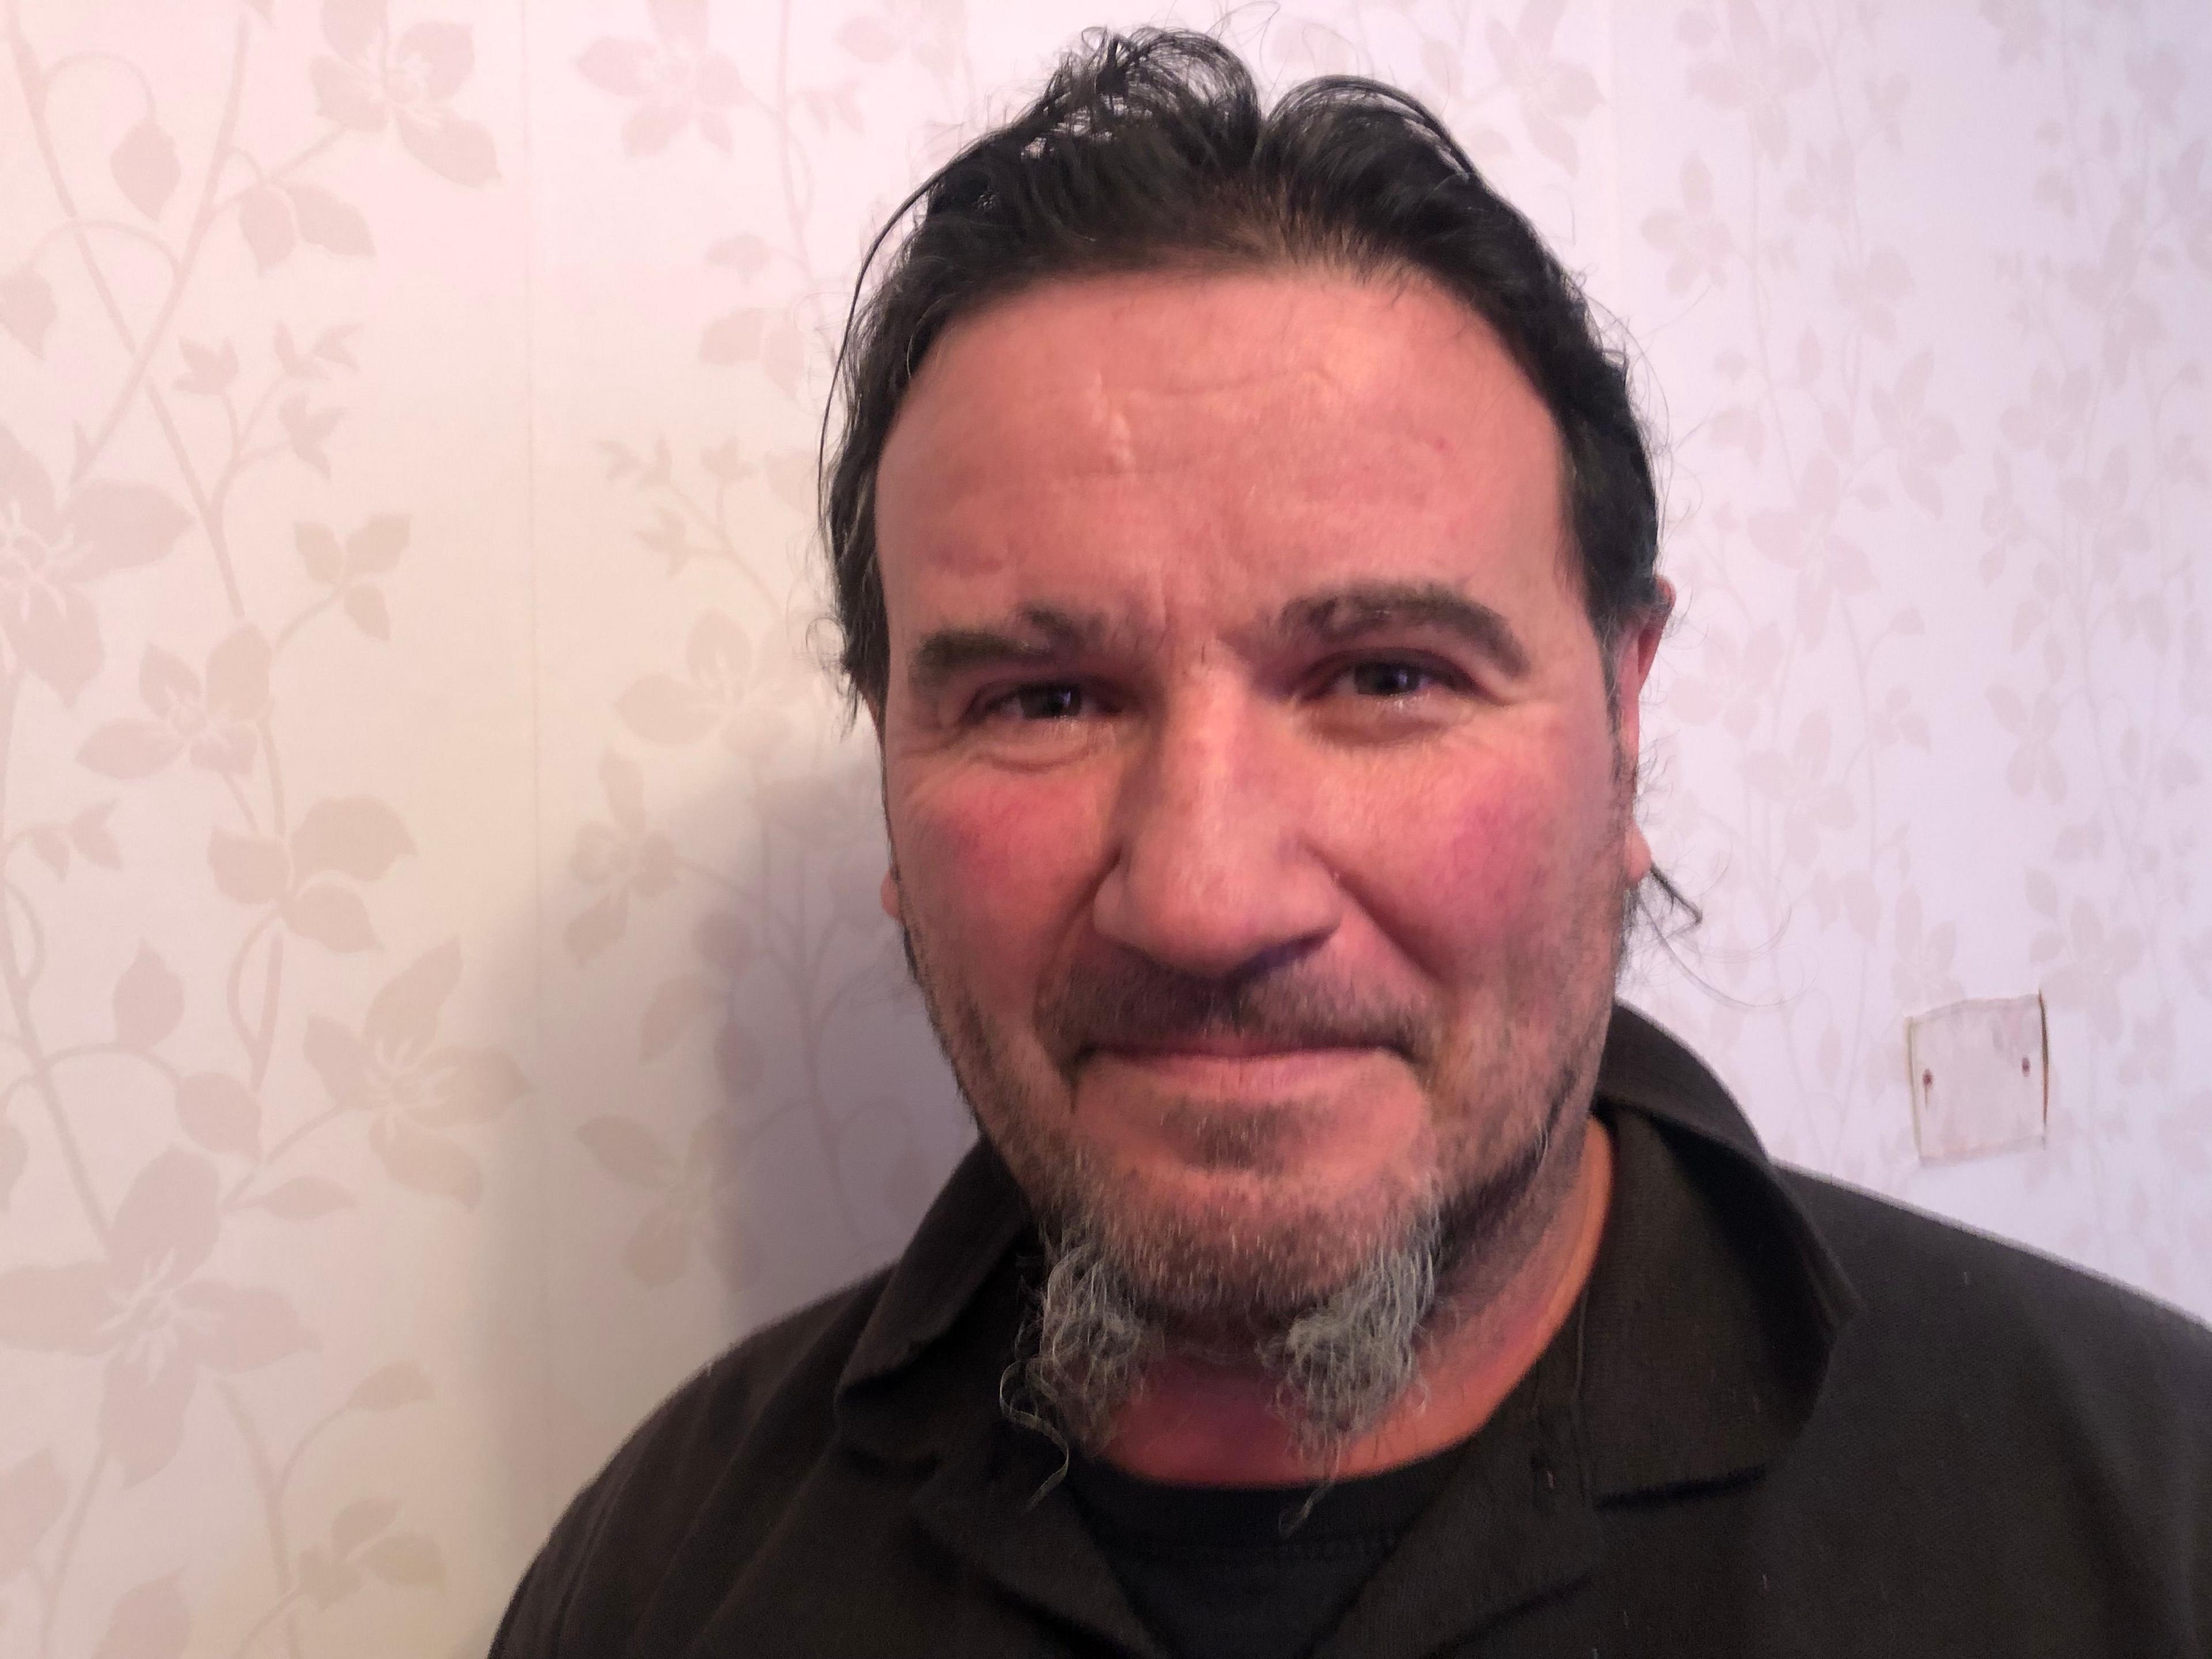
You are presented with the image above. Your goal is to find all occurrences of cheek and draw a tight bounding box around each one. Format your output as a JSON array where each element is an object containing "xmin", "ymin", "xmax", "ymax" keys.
[
  {"xmin": 893, "ymin": 770, "xmax": 1105, "ymax": 986},
  {"xmin": 1332, "ymin": 752, "xmax": 1589, "ymax": 976}
]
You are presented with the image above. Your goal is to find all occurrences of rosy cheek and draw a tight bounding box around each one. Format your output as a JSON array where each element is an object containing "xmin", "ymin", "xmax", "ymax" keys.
[
  {"xmin": 1338, "ymin": 766, "xmax": 1570, "ymax": 974},
  {"xmin": 896, "ymin": 769, "xmax": 1105, "ymax": 972}
]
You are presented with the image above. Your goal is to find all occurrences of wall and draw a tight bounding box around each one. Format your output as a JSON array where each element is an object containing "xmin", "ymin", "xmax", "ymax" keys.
[{"xmin": 0, "ymin": 1, "xmax": 2205, "ymax": 1653}]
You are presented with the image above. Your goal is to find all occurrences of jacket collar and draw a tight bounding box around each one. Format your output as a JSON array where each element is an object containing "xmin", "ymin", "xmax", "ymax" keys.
[
  {"xmin": 1579, "ymin": 1007, "xmax": 1861, "ymax": 1495},
  {"xmin": 834, "ymin": 1002, "xmax": 1861, "ymax": 1496},
  {"xmin": 839, "ymin": 1134, "xmax": 1029, "ymax": 1402}
]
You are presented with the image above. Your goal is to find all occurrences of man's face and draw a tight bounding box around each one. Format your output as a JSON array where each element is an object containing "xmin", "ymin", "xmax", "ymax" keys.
[{"xmin": 871, "ymin": 268, "xmax": 1661, "ymax": 1331}]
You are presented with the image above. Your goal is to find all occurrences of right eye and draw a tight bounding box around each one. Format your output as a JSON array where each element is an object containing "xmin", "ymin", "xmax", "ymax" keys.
[{"xmin": 976, "ymin": 683, "xmax": 1089, "ymax": 723}]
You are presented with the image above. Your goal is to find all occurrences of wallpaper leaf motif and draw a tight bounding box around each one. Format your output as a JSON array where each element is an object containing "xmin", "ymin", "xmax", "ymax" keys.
[
  {"xmin": 0, "ymin": 1126, "xmax": 28, "ymax": 1211},
  {"xmin": 0, "ymin": 0, "xmax": 514, "ymax": 1643},
  {"xmin": 88, "ymin": 1578, "xmax": 188, "ymax": 1659},
  {"xmin": 0, "ymin": 2, "xmax": 2203, "ymax": 1652},
  {"xmin": 348, "ymin": 1360, "xmax": 432, "ymax": 1411},
  {"xmin": 0, "ymin": 1451, "xmax": 67, "ymax": 1583},
  {"xmin": 176, "ymin": 1073, "xmax": 262, "ymax": 1158},
  {"xmin": 292, "ymin": 797, "xmax": 412, "ymax": 882},
  {"xmin": 281, "ymin": 181, "xmax": 377, "ymax": 258},
  {"xmin": 0, "ymin": 268, "xmax": 58, "ymax": 355},
  {"xmin": 108, "ymin": 117, "xmax": 181, "ymax": 222},
  {"xmin": 245, "ymin": 1177, "xmax": 354, "ymax": 1221},
  {"xmin": 239, "ymin": 188, "xmax": 299, "ymax": 273},
  {"xmin": 111, "ymin": 945, "xmax": 185, "ymax": 1050}
]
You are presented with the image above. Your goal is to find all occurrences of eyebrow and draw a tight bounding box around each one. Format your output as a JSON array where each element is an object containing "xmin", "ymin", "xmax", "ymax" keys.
[
  {"xmin": 907, "ymin": 604, "xmax": 1115, "ymax": 702},
  {"xmin": 903, "ymin": 581, "xmax": 1531, "ymax": 703},
  {"xmin": 1271, "ymin": 581, "xmax": 1531, "ymax": 677}
]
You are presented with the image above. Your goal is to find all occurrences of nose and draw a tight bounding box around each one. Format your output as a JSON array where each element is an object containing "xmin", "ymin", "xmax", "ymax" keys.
[{"xmin": 1090, "ymin": 688, "xmax": 1343, "ymax": 979}]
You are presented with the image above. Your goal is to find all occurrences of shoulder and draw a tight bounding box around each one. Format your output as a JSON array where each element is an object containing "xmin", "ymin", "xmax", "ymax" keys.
[
  {"xmin": 489, "ymin": 1267, "xmax": 894, "ymax": 1658},
  {"xmin": 1780, "ymin": 1166, "xmax": 2212, "ymax": 1488},
  {"xmin": 1786, "ymin": 1166, "xmax": 2212, "ymax": 1369}
]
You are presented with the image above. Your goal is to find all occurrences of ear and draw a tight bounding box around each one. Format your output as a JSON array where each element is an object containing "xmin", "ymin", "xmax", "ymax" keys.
[
  {"xmin": 1611, "ymin": 578, "xmax": 1674, "ymax": 884},
  {"xmin": 880, "ymin": 865, "xmax": 904, "ymax": 925}
]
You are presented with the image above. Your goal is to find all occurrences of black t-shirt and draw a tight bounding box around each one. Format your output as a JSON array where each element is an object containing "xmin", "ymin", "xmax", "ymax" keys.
[{"xmin": 1066, "ymin": 1441, "xmax": 1468, "ymax": 1659}]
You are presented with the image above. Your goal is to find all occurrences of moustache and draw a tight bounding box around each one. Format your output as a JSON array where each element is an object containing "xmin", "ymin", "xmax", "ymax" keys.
[{"xmin": 1034, "ymin": 953, "xmax": 1434, "ymax": 1074}]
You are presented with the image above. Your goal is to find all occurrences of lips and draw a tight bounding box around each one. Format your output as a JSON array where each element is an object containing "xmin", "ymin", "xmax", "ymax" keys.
[
  {"xmin": 1088, "ymin": 1043, "xmax": 1379, "ymax": 1093},
  {"xmin": 1108, "ymin": 1037, "xmax": 1345, "ymax": 1059}
]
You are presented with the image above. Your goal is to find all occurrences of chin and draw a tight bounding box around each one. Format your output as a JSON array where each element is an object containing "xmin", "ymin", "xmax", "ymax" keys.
[{"xmin": 1079, "ymin": 1150, "xmax": 1438, "ymax": 1325}]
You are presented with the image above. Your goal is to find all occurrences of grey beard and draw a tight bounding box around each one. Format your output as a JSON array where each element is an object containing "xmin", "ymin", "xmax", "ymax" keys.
[{"xmin": 1007, "ymin": 1206, "xmax": 1442, "ymax": 1467}]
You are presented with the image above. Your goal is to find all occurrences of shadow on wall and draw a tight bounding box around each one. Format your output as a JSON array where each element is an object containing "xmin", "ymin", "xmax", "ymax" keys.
[{"xmin": 470, "ymin": 729, "xmax": 971, "ymax": 1634}]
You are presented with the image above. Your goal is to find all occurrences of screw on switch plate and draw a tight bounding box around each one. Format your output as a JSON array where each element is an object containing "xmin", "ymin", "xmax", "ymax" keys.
[{"xmin": 1906, "ymin": 994, "xmax": 2048, "ymax": 1163}]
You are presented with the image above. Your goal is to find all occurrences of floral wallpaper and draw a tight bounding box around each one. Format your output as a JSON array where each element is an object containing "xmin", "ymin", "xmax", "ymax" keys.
[{"xmin": 0, "ymin": 1, "xmax": 2203, "ymax": 1653}]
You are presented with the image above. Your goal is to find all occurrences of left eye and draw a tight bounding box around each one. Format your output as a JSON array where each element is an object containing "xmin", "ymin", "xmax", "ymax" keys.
[
  {"xmin": 979, "ymin": 683, "xmax": 1089, "ymax": 722},
  {"xmin": 1335, "ymin": 660, "xmax": 1440, "ymax": 698}
]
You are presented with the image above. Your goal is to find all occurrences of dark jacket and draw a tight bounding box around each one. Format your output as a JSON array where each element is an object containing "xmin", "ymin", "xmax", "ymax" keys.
[{"xmin": 492, "ymin": 1005, "xmax": 2212, "ymax": 1656}]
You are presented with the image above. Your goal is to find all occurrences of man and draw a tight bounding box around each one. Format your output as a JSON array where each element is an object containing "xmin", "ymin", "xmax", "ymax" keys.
[{"xmin": 494, "ymin": 31, "xmax": 2210, "ymax": 1657}]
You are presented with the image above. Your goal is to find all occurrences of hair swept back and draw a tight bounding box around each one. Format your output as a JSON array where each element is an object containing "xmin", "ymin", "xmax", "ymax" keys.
[{"xmin": 819, "ymin": 26, "xmax": 1665, "ymax": 721}]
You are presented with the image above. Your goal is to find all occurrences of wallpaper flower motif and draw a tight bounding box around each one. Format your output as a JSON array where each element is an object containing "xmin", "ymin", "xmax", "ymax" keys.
[
  {"xmin": 311, "ymin": 0, "xmax": 498, "ymax": 185},
  {"xmin": 303, "ymin": 942, "xmax": 529, "ymax": 1209},
  {"xmin": 0, "ymin": 2, "xmax": 2205, "ymax": 1655},
  {"xmin": 0, "ymin": 1150, "xmax": 313, "ymax": 1486},
  {"xmin": 0, "ymin": 427, "xmax": 188, "ymax": 704},
  {"xmin": 77, "ymin": 630, "xmax": 271, "ymax": 779},
  {"xmin": 577, "ymin": 0, "xmax": 745, "ymax": 156}
]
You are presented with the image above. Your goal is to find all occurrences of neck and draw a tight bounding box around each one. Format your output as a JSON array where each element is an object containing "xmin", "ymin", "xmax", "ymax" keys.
[{"xmin": 1096, "ymin": 1115, "xmax": 1613, "ymax": 1487}]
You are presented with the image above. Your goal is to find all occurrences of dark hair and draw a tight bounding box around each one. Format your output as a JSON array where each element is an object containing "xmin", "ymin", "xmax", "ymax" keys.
[{"xmin": 820, "ymin": 26, "xmax": 1665, "ymax": 715}]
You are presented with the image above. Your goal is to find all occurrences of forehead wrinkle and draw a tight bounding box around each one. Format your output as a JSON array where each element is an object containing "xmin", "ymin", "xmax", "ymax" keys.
[
  {"xmin": 997, "ymin": 368, "xmax": 1354, "ymax": 491},
  {"xmin": 891, "ymin": 272, "xmax": 1554, "ymax": 519},
  {"xmin": 880, "ymin": 268, "xmax": 1575, "ymax": 660}
]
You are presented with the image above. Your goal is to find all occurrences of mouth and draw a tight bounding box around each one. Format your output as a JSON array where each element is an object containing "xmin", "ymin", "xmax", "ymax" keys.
[
  {"xmin": 1109, "ymin": 1035, "xmax": 1338, "ymax": 1058},
  {"xmin": 1088, "ymin": 1041, "xmax": 1381, "ymax": 1093}
]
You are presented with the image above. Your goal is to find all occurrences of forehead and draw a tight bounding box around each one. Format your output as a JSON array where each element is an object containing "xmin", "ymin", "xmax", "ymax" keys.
[{"xmin": 872, "ymin": 267, "xmax": 1568, "ymax": 624}]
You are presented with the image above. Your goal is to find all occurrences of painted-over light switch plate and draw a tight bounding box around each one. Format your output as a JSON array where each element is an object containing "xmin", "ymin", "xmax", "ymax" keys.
[{"xmin": 1906, "ymin": 994, "xmax": 2048, "ymax": 1163}]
